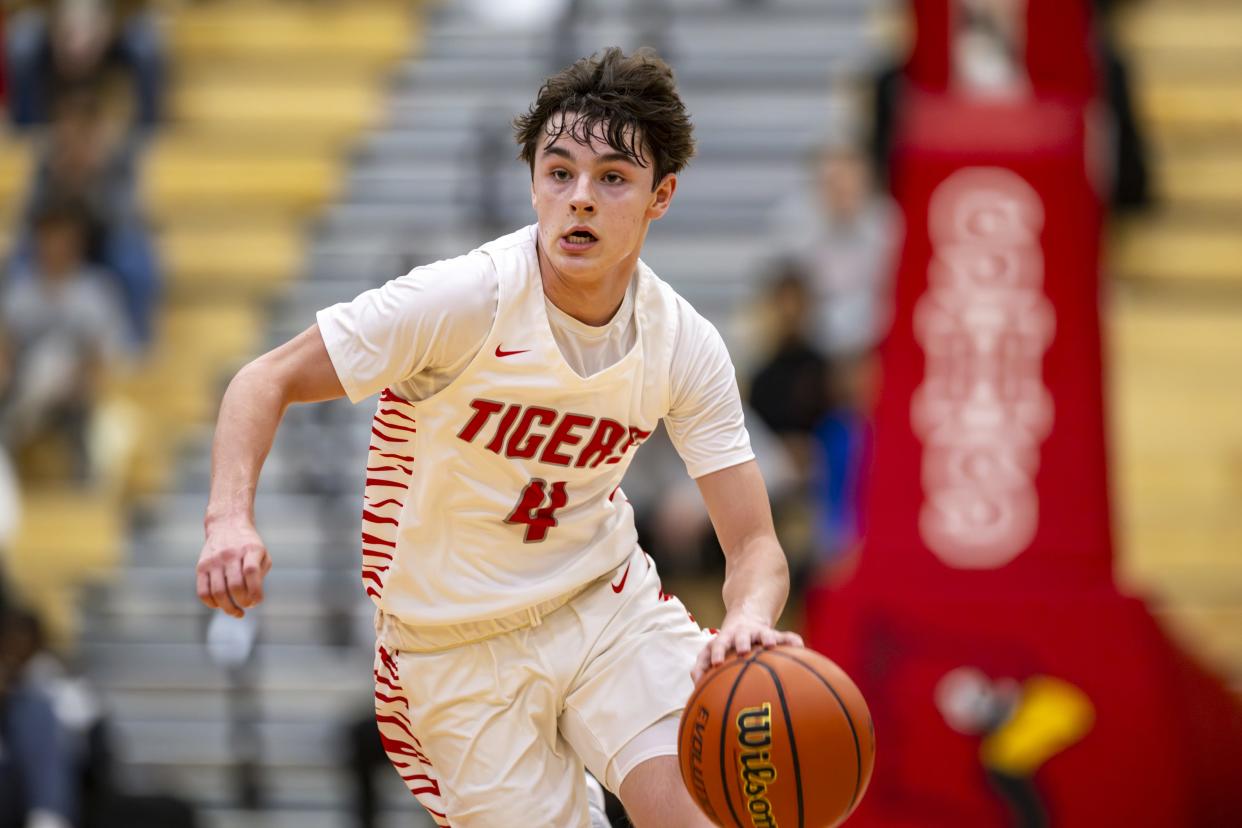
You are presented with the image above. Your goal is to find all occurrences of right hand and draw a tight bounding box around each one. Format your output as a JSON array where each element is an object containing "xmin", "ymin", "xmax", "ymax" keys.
[{"xmin": 196, "ymin": 519, "xmax": 272, "ymax": 618}]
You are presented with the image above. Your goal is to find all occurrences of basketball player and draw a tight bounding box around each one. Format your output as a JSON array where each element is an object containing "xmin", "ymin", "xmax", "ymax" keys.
[{"xmin": 196, "ymin": 47, "xmax": 803, "ymax": 827}]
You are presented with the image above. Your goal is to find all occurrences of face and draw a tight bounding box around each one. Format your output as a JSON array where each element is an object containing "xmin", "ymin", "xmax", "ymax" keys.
[
  {"xmin": 35, "ymin": 219, "xmax": 85, "ymax": 277},
  {"xmin": 817, "ymin": 150, "xmax": 870, "ymax": 221},
  {"xmin": 530, "ymin": 114, "xmax": 676, "ymax": 286}
]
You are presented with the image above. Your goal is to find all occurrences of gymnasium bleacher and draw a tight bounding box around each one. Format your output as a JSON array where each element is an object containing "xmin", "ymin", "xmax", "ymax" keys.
[{"xmin": 1, "ymin": 0, "xmax": 1238, "ymax": 826}]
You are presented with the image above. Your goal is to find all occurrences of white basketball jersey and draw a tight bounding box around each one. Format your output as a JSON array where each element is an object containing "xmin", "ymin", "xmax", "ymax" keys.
[{"xmin": 361, "ymin": 226, "xmax": 680, "ymax": 625}]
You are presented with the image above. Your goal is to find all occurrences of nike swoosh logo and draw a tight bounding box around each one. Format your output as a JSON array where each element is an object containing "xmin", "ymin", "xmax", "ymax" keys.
[
  {"xmin": 495, "ymin": 346, "xmax": 530, "ymax": 358},
  {"xmin": 610, "ymin": 562, "xmax": 631, "ymax": 593}
]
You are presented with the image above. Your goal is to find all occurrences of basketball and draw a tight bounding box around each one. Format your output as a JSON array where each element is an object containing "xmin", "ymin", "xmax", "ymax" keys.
[{"xmin": 677, "ymin": 645, "xmax": 875, "ymax": 828}]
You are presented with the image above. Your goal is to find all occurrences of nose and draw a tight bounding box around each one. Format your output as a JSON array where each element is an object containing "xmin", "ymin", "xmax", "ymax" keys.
[{"xmin": 569, "ymin": 176, "xmax": 595, "ymax": 213}]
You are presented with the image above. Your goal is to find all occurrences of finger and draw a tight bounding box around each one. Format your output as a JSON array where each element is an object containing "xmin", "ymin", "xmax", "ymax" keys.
[
  {"xmin": 240, "ymin": 548, "xmax": 267, "ymax": 606},
  {"xmin": 710, "ymin": 634, "xmax": 731, "ymax": 666},
  {"xmin": 692, "ymin": 645, "xmax": 712, "ymax": 683},
  {"xmin": 780, "ymin": 632, "xmax": 805, "ymax": 648},
  {"xmin": 225, "ymin": 558, "xmax": 252, "ymax": 609},
  {"xmin": 759, "ymin": 628, "xmax": 780, "ymax": 648},
  {"xmin": 197, "ymin": 569, "xmax": 217, "ymax": 609},
  {"xmin": 209, "ymin": 569, "xmax": 243, "ymax": 618},
  {"xmin": 733, "ymin": 629, "xmax": 753, "ymax": 656}
]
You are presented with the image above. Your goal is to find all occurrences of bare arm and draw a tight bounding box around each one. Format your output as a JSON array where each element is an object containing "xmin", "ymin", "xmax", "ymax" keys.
[
  {"xmin": 691, "ymin": 459, "xmax": 803, "ymax": 681},
  {"xmin": 196, "ymin": 325, "xmax": 346, "ymax": 617}
]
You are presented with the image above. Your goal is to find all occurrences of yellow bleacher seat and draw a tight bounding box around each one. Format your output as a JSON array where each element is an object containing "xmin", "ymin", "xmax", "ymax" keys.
[
  {"xmin": 7, "ymin": 487, "xmax": 123, "ymax": 650},
  {"xmin": 145, "ymin": 148, "xmax": 339, "ymax": 215},
  {"xmin": 1159, "ymin": 154, "xmax": 1242, "ymax": 209},
  {"xmin": 160, "ymin": 221, "xmax": 303, "ymax": 297},
  {"xmin": 1111, "ymin": 226, "xmax": 1242, "ymax": 286},
  {"xmin": 170, "ymin": 1, "xmax": 413, "ymax": 65},
  {"xmin": 1118, "ymin": 6, "xmax": 1242, "ymax": 54}
]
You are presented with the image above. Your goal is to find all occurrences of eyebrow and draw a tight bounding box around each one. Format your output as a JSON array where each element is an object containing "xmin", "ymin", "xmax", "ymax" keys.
[{"xmin": 542, "ymin": 145, "xmax": 641, "ymax": 167}]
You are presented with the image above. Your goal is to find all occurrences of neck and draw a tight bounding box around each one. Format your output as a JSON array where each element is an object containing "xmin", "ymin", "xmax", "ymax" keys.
[{"xmin": 535, "ymin": 239, "xmax": 640, "ymax": 327}]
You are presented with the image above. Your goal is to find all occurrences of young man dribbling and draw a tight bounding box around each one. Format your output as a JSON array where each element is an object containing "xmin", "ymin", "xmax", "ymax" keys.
[{"xmin": 196, "ymin": 48, "xmax": 803, "ymax": 827}]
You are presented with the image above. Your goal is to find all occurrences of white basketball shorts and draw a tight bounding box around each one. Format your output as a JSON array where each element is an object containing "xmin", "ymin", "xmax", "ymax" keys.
[{"xmin": 371, "ymin": 544, "xmax": 710, "ymax": 827}]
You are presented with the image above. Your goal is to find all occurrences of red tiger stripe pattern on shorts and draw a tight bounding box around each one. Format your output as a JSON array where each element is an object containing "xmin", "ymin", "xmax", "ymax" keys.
[
  {"xmin": 373, "ymin": 644, "xmax": 451, "ymax": 827},
  {"xmin": 361, "ymin": 388, "xmax": 417, "ymax": 602}
]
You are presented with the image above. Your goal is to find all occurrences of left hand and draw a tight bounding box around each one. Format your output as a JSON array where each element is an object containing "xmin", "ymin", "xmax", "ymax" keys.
[{"xmin": 692, "ymin": 611, "xmax": 804, "ymax": 683}]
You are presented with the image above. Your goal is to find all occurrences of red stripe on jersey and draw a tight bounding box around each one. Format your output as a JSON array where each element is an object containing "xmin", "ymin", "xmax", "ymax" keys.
[
  {"xmin": 361, "ymin": 532, "xmax": 396, "ymax": 547},
  {"xmin": 363, "ymin": 549, "xmax": 394, "ymax": 561},
  {"xmin": 362, "ymin": 570, "xmax": 384, "ymax": 586},
  {"xmin": 379, "ymin": 734, "xmax": 431, "ymax": 764},
  {"xmin": 378, "ymin": 646, "xmax": 399, "ymax": 676},
  {"xmin": 402, "ymin": 773, "xmax": 438, "ymax": 784},
  {"xmin": 370, "ymin": 449, "xmax": 416, "ymax": 461},
  {"xmin": 367, "ymin": 465, "xmax": 413, "ymax": 475},
  {"xmin": 363, "ymin": 510, "xmax": 399, "ymax": 526},
  {"xmin": 374, "ymin": 417, "xmax": 417, "ymax": 434},
  {"xmin": 380, "ymin": 388, "xmax": 412, "ymax": 404},
  {"xmin": 379, "ymin": 729, "xmax": 426, "ymax": 756},
  {"xmin": 365, "ymin": 498, "xmax": 403, "ymax": 509},
  {"xmin": 371, "ymin": 426, "xmax": 409, "ymax": 444},
  {"xmin": 365, "ymin": 478, "xmax": 409, "ymax": 489},
  {"xmin": 380, "ymin": 407, "xmax": 417, "ymax": 423}
]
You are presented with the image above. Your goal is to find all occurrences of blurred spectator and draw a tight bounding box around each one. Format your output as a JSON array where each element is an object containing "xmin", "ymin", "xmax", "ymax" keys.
[
  {"xmin": 0, "ymin": 198, "xmax": 129, "ymax": 482},
  {"xmin": 746, "ymin": 263, "xmax": 831, "ymax": 478},
  {"xmin": 17, "ymin": 86, "xmax": 159, "ymax": 346},
  {"xmin": 625, "ymin": 413, "xmax": 799, "ymax": 578},
  {"xmin": 1092, "ymin": 0, "xmax": 1152, "ymax": 212},
  {"xmin": 2, "ymin": 607, "xmax": 197, "ymax": 828},
  {"xmin": 343, "ymin": 711, "xmax": 388, "ymax": 828},
  {"xmin": 952, "ymin": 0, "xmax": 1030, "ymax": 99},
  {"xmin": 771, "ymin": 140, "xmax": 899, "ymax": 365},
  {"xmin": 0, "ymin": 608, "xmax": 77, "ymax": 828},
  {"xmin": 0, "ymin": 13, "xmax": 7, "ymax": 107},
  {"xmin": 744, "ymin": 262, "xmax": 876, "ymax": 567},
  {"xmin": 765, "ymin": 144, "xmax": 897, "ymax": 564},
  {"xmin": 870, "ymin": 0, "xmax": 1151, "ymax": 212},
  {"xmin": 4, "ymin": 0, "xmax": 165, "ymax": 128}
]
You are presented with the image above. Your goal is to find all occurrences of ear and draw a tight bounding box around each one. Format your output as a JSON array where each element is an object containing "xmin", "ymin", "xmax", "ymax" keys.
[{"xmin": 646, "ymin": 173, "xmax": 677, "ymax": 221}]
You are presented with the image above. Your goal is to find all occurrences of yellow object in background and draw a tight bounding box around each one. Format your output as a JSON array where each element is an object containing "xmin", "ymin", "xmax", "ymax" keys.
[{"xmin": 981, "ymin": 675, "xmax": 1095, "ymax": 777}]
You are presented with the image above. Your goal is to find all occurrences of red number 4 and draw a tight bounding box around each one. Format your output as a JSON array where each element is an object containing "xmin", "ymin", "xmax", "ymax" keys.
[{"xmin": 505, "ymin": 479, "xmax": 568, "ymax": 542}]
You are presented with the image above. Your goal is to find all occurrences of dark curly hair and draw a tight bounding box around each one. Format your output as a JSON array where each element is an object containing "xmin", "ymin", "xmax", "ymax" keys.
[{"xmin": 514, "ymin": 47, "xmax": 696, "ymax": 189}]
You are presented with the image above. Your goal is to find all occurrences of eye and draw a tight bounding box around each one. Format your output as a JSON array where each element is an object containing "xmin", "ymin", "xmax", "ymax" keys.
[
  {"xmin": 551, "ymin": 168, "xmax": 571, "ymax": 182},
  {"xmin": 602, "ymin": 172, "xmax": 625, "ymax": 185}
]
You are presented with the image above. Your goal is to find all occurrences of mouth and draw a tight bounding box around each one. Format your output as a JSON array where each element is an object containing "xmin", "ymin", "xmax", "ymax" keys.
[{"xmin": 559, "ymin": 228, "xmax": 599, "ymax": 252}]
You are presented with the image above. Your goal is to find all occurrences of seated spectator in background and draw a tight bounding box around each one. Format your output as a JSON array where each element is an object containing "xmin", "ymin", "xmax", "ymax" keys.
[
  {"xmin": 747, "ymin": 263, "xmax": 831, "ymax": 479},
  {"xmin": 0, "ymin": 608, "xmax": 77, "ymax": 828},
  {"xmin": 1092, "ymin": 0, "xmax": 1152, "ymax": 212},
  {"xmin": 1, "ymin": 199, "xmax": 129, "ymax": 482},
  {"xmin": 0, "ymin": 13, "xmax": 7, "ymax": 108},
  {"xmin": 952, "ymin": 0, "xmax": 1030, "ymax": 99},
  {"xmin": 2, "ymin": 608, "xmax": 197, "ymax": 828},
  {"xmin": 4, "ymin": 0, "xmax": 165, "ymax": 128},
  {"xmin": 770, "ymin": 139, "xmax": 899, "ymax": 370},
  {"xmin": 17, "ymin": 86, "xmax": 159, "ymax": 346},
  {"xmin": 767, "ymin": 145, "xmax": 898, "ymax": 564},
  {"xmin": 624, "ymin": 413, "xmax": 799, "ymax": 578},
  {"xmin": 745, "ymin": 263, "xmax": 873, "ymax": 568},
  {"xmin": 869, "ymin": 0, "xmax": 1151, "ymax": 212}
]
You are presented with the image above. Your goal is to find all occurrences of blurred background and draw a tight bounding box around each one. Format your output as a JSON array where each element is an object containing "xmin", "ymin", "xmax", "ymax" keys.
[{"xmin": 0, "ymin": 0, "xmax": 1238, "ymax": 826}]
